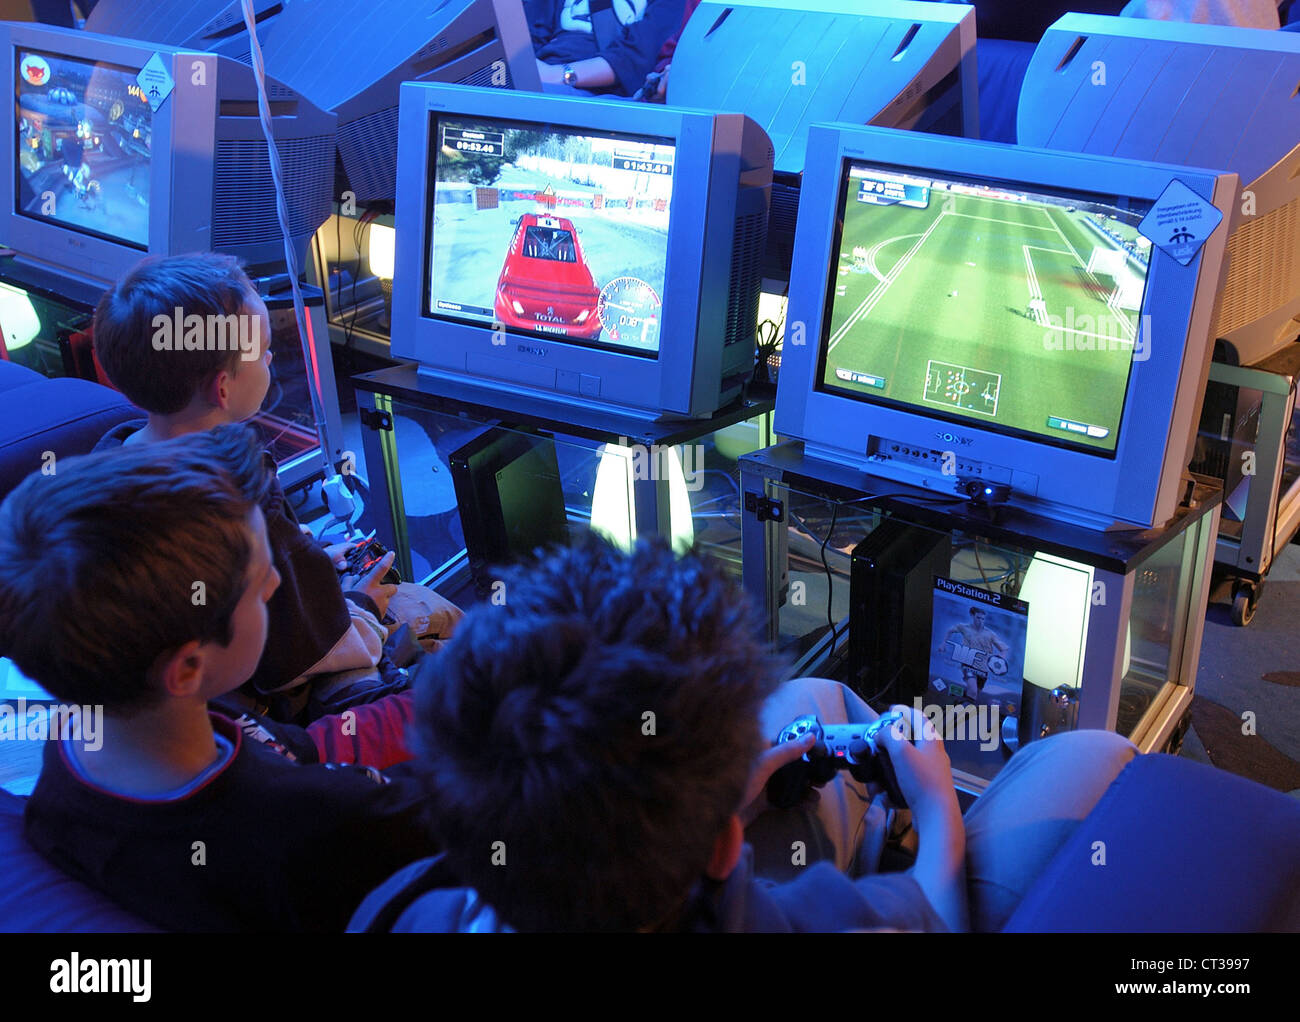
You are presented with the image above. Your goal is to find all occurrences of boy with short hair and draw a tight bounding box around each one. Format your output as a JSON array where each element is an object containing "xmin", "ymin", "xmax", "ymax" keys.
[
  {"xmin": 0, "ymin": 427, "xmax": 437, "ymax": 932},
  {"xmin": 352, "ymin": 537, "xmax": 1137, "ymax": 933},
  {"xmin": 92, "ymin": 252, "xmax": 459, "ymax": 724}
]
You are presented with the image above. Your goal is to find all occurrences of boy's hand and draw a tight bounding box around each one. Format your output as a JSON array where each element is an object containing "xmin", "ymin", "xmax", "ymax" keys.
[
  {"xmin": 876, "ymin": 704, "xmax": 968, "ymax": 933},
  {"xmin": 323, "ymin": 539, "xmax": 362, "ymax": 570},
  {"xmin": 341, "ymin": 551, "xmax": 398, "ymax": 618},
  {"xmin": 738, "ymin": 731, "xmax": 817, "ymax": 827},
  {"xmin": 875, "ymin": 705, "xmax": 961, "ymax": 828}
]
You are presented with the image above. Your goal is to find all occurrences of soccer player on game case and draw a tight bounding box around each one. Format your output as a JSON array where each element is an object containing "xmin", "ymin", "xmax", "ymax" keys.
[{"xmin": 939, "ymin": 605, "xmax": 1012, "ymax": 699}]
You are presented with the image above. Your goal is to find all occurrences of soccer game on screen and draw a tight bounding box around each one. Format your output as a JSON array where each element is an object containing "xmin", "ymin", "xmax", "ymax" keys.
[
  {"xmin": 426, "ymin": 116, "xmax": 673, "ymax": 357},
  {"xmin": 819, "ymin": 163, "xmax": 1153, "ymax": 453}
]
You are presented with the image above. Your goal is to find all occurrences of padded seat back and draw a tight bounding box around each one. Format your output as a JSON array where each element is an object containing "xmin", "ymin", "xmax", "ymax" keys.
[
  {"xmin": 0, "ymin": 788, "xmax": 157, "ymax": 932},
  {"xmin": 1004, "ymin": 753, "xmax": 1300, "ymax": 931},
  {"xmin": 0, "ymin": 361, "xmax": 137, "ymax": 500}
]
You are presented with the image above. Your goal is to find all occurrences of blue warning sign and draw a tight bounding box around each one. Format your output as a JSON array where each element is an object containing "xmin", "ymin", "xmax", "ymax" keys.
[
  {"xmin": 1138, "ymin": 179, "xmax": 1223, "ymax": 267},
  {"xmin": 136, "ymin": 53, "xmax": 174, "ymax": 113}
]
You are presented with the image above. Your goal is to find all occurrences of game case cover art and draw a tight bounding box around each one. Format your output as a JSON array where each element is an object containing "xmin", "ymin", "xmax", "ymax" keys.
[{"xmin": 928, "ymin": 575, "xmax": 1028, "ymax": 705}]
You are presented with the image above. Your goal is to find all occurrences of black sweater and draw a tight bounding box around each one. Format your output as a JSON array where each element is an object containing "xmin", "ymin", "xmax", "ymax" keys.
[
  {"xmin": 25, "ymin": 715, "xmax": 436, "ymax": 932},
  {"xmin": 95, "ymin": 422, "xmax": 354, "ymax": 697}
]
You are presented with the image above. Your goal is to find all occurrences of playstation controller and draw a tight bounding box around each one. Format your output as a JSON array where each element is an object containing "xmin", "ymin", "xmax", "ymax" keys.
[
  {"xmin": 765, "ymin": 712, "xmax": 909, "ymax": 809},
  {"xmin": 343, "ymin": 538, "xmax": 402, "ymax": 586}
]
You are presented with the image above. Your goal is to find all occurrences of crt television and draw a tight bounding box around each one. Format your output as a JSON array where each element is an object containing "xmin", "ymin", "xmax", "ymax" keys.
[
  {"xmin": 258, "ymin": 0, "xmax": 541, "ymax": 202},
  {"xmin": 775, "ymin": 124, "xmax": 1236, "ymax": 531},
  {"xmin": 85, "ymin": 0, "xmax": 287, "ymax": 63},
  {"xmin": 1018, "ymin": 14, "xmax": 1300, "ymax": 366},
  {"xmin": 0, "ymin": 21, "xmax": 336, "ymax": 291},
  {"xmin": 669, "ymin": 0, "xmax": 978, "ymax": 283},
  {"xmin": 390, "ymin": 83, "xmax": 774, "ymax": 420}
]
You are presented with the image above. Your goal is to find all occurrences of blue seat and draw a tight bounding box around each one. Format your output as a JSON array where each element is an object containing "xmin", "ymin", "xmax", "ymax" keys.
[
  {"xmin": 0, "ymin": 788, "xmax": 156, "ymax": 932},
  {"xmin": 0, "ymin": 360, "xmax": 137, "ymax": 500},
  {"xmin": 1004, "ymin": 753, "xmax": 1300, "ymax": 931}
]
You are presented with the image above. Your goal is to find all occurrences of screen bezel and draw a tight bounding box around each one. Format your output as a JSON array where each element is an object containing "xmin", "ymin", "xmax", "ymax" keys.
[
  {"xmin": 0, "ymin": 24, "xmax": 201, "ymax": 289},
  {"xmin": 812, "ymin": 157, "xmax": 1154, "ymax": 458},
  {"xmin": 13, "ymin": 46, "xmax": 153, "ymax": 251},
  {"xmin": 390, "ymin": 82, "xmax": 753, "ymax": 420},
  {"xmin": 420, "ymin": 111, "xmax": 678, "ymax": 360},
  {"xmin": 775, "ymin": 123, "xmax": 1230, "ymax": 528}
]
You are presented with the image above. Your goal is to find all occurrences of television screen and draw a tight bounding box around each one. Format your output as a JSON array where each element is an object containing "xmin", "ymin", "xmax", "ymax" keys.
[
  {"xmin": 14, "ymin": 48, "xmax": 152, "ymax": 249},
  {"xmin": 424, "ymin": 114, "xmax": 674, "ymax": 357},
  {"xmin": 817, "ymin": 161, "xmax": 1154, "ymax": 455}
]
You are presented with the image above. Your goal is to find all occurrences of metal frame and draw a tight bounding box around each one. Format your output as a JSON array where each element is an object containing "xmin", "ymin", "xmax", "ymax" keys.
[
  {"xmin": 739, "ymin": 441, "xmax": 1224, "ymax": 789},
  {"xmin": 1208, "ymin": 350, "xmax": 1300, "ymax": 589},
  {"xmin": 352, "ymin": 362, "xmax": 774, "ymax": 588}
]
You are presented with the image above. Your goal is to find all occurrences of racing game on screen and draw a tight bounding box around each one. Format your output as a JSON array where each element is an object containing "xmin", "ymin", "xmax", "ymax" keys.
[
  {"xmin": 819, "ymin": 162, "xmax": 1153, "ymax": 454},
  {"xmin": 15, "ymin": 49, "xmax": 152, "ymax": 248},
  {"xmin": 426, "ymin": 115, "xmax": 674, "ymax": 356}
]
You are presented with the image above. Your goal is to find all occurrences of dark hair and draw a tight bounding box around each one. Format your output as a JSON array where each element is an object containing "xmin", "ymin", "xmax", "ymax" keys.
[
  {"xmin": 0, "ymin": 424, "xmax": 273, "ymax": 712},
  {"xmin": 412, "ymin": 535, "xmax": 781, "ymax": 931},
  {"xmin": 93, "ymin": 253, "xmax": 258, "ymax": 414}
]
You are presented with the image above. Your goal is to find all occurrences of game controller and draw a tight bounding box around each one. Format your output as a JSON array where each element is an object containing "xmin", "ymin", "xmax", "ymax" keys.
[
  {"xmin": 343, "ymin": 538, "xmax": 402, "ymax": 586},
  {"xmin": 766, "ymin": 712, "xmax": 909, "ymax": 810}
]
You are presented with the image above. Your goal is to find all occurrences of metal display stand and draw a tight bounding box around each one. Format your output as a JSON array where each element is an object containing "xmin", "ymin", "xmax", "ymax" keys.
[
  {"xmin": 1194, "ymin": 342, "xmax": 1300, "ymax": 626},
  {"xmin": 740, "ymin": 441, "xmax": 1222, "ymax": 794},
  {"xmin": 351, "ymin": 363, "xmax": 774, "ymax": 588}
]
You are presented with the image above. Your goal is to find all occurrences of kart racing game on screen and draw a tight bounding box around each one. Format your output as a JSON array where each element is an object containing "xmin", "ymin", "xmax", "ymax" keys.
[
  {"xmin": 819, "ymin": 163, "xmax": 1153, "ymax": 453},
  {"xmin": 426, "ymin": 116, "xmax": 673, "ymax": 355},
  {"xmin": 16, "ymin": 50, "xmax": 152, "ymax": 248}
]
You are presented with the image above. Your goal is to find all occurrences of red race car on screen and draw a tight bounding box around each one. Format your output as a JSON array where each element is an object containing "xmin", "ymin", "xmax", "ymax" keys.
[{"xmin": 494, "ymin": 214, "xmax": 601, "ymax": 339}]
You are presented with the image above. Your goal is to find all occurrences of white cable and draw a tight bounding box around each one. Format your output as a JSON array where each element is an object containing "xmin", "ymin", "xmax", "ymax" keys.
[{"xmin": 239, "ymin": 0, "xmax": 331, "ymax": 459}]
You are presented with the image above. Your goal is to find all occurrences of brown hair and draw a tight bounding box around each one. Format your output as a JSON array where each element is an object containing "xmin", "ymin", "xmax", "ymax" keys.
[
  {"xmin": 0, "ymin": 424, "xmax": 273, "ymax": 712},
  {"xmin": 93, "ymin": 252, "xmax": 258, "ymax": 414},
  {"xmin": 412, "ymin": 534, "xmax": 781, "ymax": 931}
]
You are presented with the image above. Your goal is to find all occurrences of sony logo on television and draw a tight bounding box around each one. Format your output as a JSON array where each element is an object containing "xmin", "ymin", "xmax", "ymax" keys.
[
  {"xmin": 517, "ymin": 343, "xmax": 547, "ymax": 357},
  {"xmin": 63, "ymin": 237, "xmax": 85, "ymax": 249},
  {"xmin": 935, "ymin": 430, "xmax": 975, "ymax": 447}
]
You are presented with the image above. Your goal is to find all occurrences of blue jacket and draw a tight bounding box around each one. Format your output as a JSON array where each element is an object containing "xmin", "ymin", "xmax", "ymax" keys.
[
  {"xmin": 348, "ymin": 846, "xmax": 947, "ymax": 932},
  {"xmin": 525, "ymin": 0, "xmax": 686, "ymax": 95}
]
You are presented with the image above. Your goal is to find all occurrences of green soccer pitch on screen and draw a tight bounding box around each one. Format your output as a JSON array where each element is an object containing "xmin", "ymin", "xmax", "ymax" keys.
[
  {"xmin": 818, "ymin": 163, "xmax": 1152, "ymax": 455},
  {"xmin": 775, "ymin": 124, "xmax": 1236, "ymax": 531}
]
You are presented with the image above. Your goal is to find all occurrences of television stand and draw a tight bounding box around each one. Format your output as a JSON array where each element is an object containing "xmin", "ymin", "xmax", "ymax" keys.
[
  {"xmin": 739, "ymin": 440, "xmax": 1222, "ymax": 794},
  {"xmin": 1191, "ymin": 341, "xmax": 1300, "ymax": 626},
  {"xmin": 350, "ymin": 363, "xmax": 774, "ymax": 591}
]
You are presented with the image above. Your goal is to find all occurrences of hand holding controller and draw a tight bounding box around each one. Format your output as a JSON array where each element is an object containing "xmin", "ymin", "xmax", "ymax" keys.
[
  {"xmin": 343, "ymin": 539, "xmax": 402, "ymax": 586},
  {"xmin": 765, "ymin": 712, "xmax": 910, "ymax": 810}
]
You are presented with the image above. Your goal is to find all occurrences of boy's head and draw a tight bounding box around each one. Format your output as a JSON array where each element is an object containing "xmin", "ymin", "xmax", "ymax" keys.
[
  {"xmin": 94, "ymin": 253, "xmax": 272, "ymax": 423},
  {"xmin": 0, "ymin": 425, "xmax": 280, "ymax": 714},
  {"xmin": 413, "ymin": 536, "xmax": 780, "ymax": 932}
]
